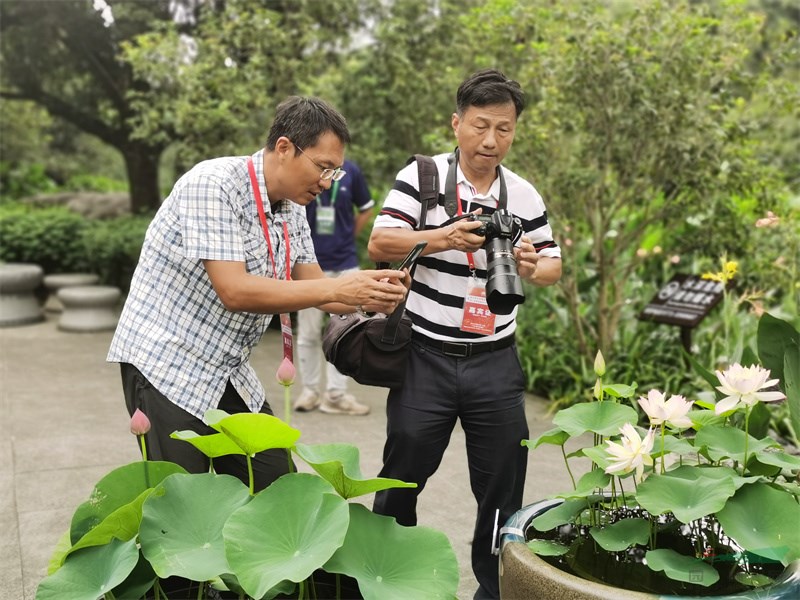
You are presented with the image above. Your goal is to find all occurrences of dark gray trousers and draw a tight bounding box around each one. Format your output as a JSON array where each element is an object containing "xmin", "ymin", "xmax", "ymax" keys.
[
  {"xmin": 120, "ymin": 363, "xmax": 292, "ymax": 492},
  {"xmin": 372, "ymin": 341, "xmax": 529, "ymax": 600}
]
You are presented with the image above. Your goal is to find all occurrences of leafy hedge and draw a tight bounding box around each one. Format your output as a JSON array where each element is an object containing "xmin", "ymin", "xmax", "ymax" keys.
[{"xmin": 0, "ymin": 202, "xmax": 152, "ymax": 291}]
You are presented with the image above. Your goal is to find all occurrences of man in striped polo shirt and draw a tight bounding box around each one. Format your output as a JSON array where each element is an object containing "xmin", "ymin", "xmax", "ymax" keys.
[{"xmin": 368, "ymin": 69, "xmax": 562, "ymax": 599}]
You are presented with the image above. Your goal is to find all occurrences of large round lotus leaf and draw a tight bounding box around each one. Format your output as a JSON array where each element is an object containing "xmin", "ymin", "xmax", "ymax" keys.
[
  {"xmin": 590, "ymin": 518, "xmax": 650, "ymax": 551},
  {"xmin": 218, "ymin": 413, "xmax": 300, "ymax": 455},
  {"xmin": 645, "ymin": 548, "xmax": 719, "ymax": 587},
  {"xmin": 294, "ymin": 442, "xmax": 416, "ymax": 499},
  {"xmin": 695, "ymin": 425, "xmax": 777, "ymax": 465},
  {"xmin": 36, "ymin": 538, "xmax": 139, "ymax": 600},
  {"xmin": 70, "ymin": 461, "xmax": 186, "ymax": 544},
  {"xmin": 224, "ymin": 473, "xmax": 347, "ymax": 599},
  {"xmin": 324, "ymin": 504, "xmax": 460, "ymax": 600},
  {"xmin": 139, "ymin": 472, "xmax": 251, "ymax": 582},
  {"xmin": 170, "ymin": 430, "xmax": 245, "ymax": 458},
  {"xmin": 553, "ymin": 402, "xmax": 638, "ymax": 437},
  {"xmin": 717, "ymin": 482, "xmax": 800, "ymax": 565},
  {"xmin": 635, "ymin": 465, "xmax": 736, "ymax": 523}
]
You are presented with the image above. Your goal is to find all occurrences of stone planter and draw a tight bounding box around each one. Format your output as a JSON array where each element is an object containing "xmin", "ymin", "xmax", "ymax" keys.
[
  {"xmin": 0, "ymin": 262, "xmax": 44, "ymax": 327},
  {"xmin": 499, "ymin": 499, "xmax": 800, "ymax": 600}
]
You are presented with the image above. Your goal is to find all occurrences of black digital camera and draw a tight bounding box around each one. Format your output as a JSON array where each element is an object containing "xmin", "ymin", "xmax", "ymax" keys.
[{"xmin": 468, "ymin": 210, "xmax": 525, "ymax": 315}]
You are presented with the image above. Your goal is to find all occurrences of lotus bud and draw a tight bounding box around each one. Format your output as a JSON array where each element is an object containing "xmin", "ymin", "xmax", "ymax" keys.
[
  {"xmin": 594, "ymin": 350, "xmax": 606, "ymax": 377},
  {"xmin": 130, "ymin": 409, "xmax": 151, "ymax": 436},
  {"xmin": 276, "ymin": 357, "xmax": 296, "ymax": 387}
]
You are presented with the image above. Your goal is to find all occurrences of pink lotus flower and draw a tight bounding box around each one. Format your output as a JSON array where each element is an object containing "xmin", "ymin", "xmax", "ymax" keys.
[
  {"xmin": 714, "ymin": 363, "xmax": 786, "ymax": 414},
  {"xmin": 276, "ymin": 357, "xmax": 296, "ymax": 387},
  {"xmin": 129, "ymin": 409, "xmax": 151, "ymax": 436},
  {"xmin": 637, "ymin": 389, "xmax": 693, "ymax": 429}
]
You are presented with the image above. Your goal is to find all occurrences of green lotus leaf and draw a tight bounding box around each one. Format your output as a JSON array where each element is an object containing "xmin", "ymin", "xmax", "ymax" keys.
[
  {"xmin": 601, "ymin": 383, "xmax": 637, "ymax": 399},
  {"xmin": 223, "ymin": 473, "xmax": 347, "ymax": 599},
  {"xmin": 635, "ymin": 465, "xmax": 736, "ymax": 523},
  {"xmin": 108, "ymin": 550, "xmax": 157, "ymax": 600},
  {"xmin": 294, "ymin": 442, "xmax": 416, "ymax": 499},
  {"xmin": 139, "ymin": 472, "xmax": 251, "ymax": 582},
  {"xmin": 324, "ymin": 504, "xmax": 460, "ymax": 600},
  {"xmin": 753, "ymin": 449, "xmax": 800, "ymax": 472},
  {"xmin": 170, "ymin": 430, "xmax": 246, "ymax": 458},
  {"xmin": 694, "ymin": 425, "xmax": 777, "ymax": 465},
  {"xmin": 783, "ymin": 346, "xmax": 800, "ymax": 446},
  {"xmin": 203, "ymin": 408, "xmax": 231, "ymax": 429},
  {"xmin": 522, "ymin": 427, "xmax": 570, "ymax": 449},
  {"xmin": 589, "ymin": 518, "xmax": 650, "ymax": 551},
  {"xmin": 65, "ymin": 487, "xmax": 152, "ymax": 563},
  {"xmin": 582, "ymin": 444, "xmax": 612, "ymax": 470},
  {"xmin": 687, "ymin": 409, "xmax": 726, "ymax": 430},
  {"xmin": 46, "ymin": 530, "xmax": 71, "ymax": 575},
  {"xmin": 218, "ymin": 413, "xmax": 301, "ymax": 455},
  {"xmin": 555, "ymin": 468, "xmax": 610, "ymax": 500},
  {"xmin": 659, "ymin": 434, "xmax": 695, "ymax": 457},
  {"xmin": 527, "ymin": 539, "xmax": 570, "ymax": 556},
  {"xmin": 645, "ymin": 548, "xmax": 719, "ymax": 587},
  {"xmin": 757, "ymin": 313, "xmax": 797, "ymax": 388},
  {"xmin": 531, "ymin": 498, "xmax": 590, "ymax": 531},
  {"xmin": 553, "ymin": 402, "xmax": 638, "ymax": 437},
  {"xmin": 36, "ymin": 538, "xmax": 139, "ymax": 600},
  {"xmin": 716, "ymin": 482, "xmax": 800, "ymax": 565},
  {"xmin": 70, "ymin": 460, "xmax": 187, "ymax": 544},
  {"xmin": 734, "ymin": 572, "xmax": 774, "ymax": 588}
]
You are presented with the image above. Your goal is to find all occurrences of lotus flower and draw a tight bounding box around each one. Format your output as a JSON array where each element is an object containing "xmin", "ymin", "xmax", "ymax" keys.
[
  {"xmin": 129, "ymin": 408, "xmax": 151, "ymax": 435},
  {"xmin": 637, "ymin": 389, "xmax": 693, "ymax": 429},
  {"xmin": 714, "ymin": 363, "xmax": 786, "ymax": 414},
  {"xmin": 604, "ymin": 423, "xmax": 656, "ymax": 482}
]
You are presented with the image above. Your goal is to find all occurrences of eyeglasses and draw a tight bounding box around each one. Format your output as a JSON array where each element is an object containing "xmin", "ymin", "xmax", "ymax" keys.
[{"xmin": 292, "ymin": 143, "xmax": 346, "ymax": 181}]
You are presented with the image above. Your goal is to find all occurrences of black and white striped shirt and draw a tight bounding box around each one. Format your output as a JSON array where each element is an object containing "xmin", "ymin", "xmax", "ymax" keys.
[{"xmin": 374, "ymin": 152, "xmax": 560, "ymax": 343}]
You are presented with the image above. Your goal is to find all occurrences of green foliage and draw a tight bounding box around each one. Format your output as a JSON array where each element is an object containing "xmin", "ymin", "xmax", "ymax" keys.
[
  {"xmin": 38, "ymin": 410, "xmax": 460, "ymax": 600},
  {"xmin": 0, "ymin": 203, "xmax": 151, "ymax": 291},
  {"xmin": 0, "ymin": 203, "xmax": 88, "ymax": 272}
]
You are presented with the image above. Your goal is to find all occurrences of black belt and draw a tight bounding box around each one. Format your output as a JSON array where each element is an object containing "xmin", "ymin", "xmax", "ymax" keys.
[{"xmin": 412, "ymin": 331, "xmax": 515, "ymax": 357}]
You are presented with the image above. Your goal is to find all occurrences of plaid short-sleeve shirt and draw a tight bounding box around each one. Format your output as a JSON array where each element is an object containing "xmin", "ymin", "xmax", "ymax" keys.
[{"xmin": 108, "ymin": 150, "xmax": 316, "ymax": 419}]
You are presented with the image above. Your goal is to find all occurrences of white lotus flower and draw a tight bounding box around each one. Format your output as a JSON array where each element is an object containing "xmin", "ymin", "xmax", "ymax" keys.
[
  {"xmin": 714, "ymin": 363, "xmax": 786, "ymax": 414},
  {"xmin": 604, "ymin": 423, "xmax": 656, "ymax": 482},
  {"xmin": 637, "ymin": 389, "xmax": 693, "ymax": 429}
]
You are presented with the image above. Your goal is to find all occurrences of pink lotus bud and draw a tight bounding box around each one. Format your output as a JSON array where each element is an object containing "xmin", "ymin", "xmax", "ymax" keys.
[
  {"xmin": 755, "ymin": 211, "xmax": 779, "ymax": 228},
  {"xmin": 130, "ymin": 409, "xmax": 151, "ymax": 436},
  {"xmin": 670, "ymin": 255, "xmax": 681, "ymax": 264},
  {"xmin": 636, "ymin": 248, "xmax": 648, "ymax": 258},
  {"xmin": 276, "ymin": 357, "xmax": 296, "ymax": 386}
]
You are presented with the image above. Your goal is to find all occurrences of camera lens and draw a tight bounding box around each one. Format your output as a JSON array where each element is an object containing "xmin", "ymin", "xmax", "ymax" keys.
[{"xmin": 485, "ymin": 236, "xmax": 524, "ymax": 314}]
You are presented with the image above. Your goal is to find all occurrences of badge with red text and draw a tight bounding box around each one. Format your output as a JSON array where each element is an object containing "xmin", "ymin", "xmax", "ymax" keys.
[
  {"xmin": 280, "ymin": 313, "xmax": 294, "ymax": 362},
  {"xmin": 460, "ymin": 283, "xmax": 496, "ymax": 335}
]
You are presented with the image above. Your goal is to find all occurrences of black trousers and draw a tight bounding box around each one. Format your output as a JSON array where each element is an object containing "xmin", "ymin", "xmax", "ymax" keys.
[
  {"xmin": 120, "ymin": 363, "xmax": 292, "ymax": 492},
  {"xmin": 372, "ymin": 341, "xmax": 529, "ymax": 600}
]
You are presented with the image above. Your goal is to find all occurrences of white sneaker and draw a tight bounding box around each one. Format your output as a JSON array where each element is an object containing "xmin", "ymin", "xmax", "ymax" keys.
[
  {"xmin": 293, "ymin": 388, "xmax": 321, "ymax": 412},
  {"xmin": 319, "ymin": 392, "xmax": 370, "ymax": 416}
]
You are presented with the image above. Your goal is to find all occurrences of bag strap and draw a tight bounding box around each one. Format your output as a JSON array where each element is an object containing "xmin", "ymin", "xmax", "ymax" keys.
[
  {"xmin": 411, "ymin": 154, "xmax": 440, "ymax": 231},
  {"xmin": 377, "ymin": 154, "xmax": 440, "ymax": 344}
]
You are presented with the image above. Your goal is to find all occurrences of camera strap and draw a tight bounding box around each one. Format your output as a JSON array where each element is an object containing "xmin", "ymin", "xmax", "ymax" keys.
[{"xmin": 444, "ymin": 148, "xmax": 508, "ymax": 218}]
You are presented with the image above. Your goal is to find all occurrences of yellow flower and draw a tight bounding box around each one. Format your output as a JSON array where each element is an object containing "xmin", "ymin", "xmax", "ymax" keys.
[{"xmin": 702, "ymin": 260, "xmax": 738, "ymax": 284}]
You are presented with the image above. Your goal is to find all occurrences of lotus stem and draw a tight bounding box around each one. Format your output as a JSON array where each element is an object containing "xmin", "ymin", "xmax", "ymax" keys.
[
  {"xmin": 561, "ymin": 445, "xmax": 576, "ymax": 489},
  {"xmin": 284, "ymin": 385, "xmax": 292, "ymax": 427},
  {"xmin": 660, "ymin": 424, "xmax": 666, "ymax": 474},
  {"xmin": 247, "ymin": 454, "xmax": 255, "ymax": 495},
  {"xmin": 196, "ymin": 582, "xmax": 203, "ymax": 600},
  {"xmin": 743, "ymin": 406, "xmax": 751, "ymax": 475},
  {"xmin": 138, "ymin": 433, "xmax": 148, "ymax": 462}
]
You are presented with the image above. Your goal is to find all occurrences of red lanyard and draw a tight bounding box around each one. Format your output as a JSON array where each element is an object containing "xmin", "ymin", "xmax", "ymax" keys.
[{"xmin": 247, "ymin": 157, "xmax": 291, "ymax": 280}]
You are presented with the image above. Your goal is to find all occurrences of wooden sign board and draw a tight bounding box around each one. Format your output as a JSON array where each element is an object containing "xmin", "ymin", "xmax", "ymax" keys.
[{"xmin": 638, "ymin": 274, "xmax": 725, "ymax": 329}]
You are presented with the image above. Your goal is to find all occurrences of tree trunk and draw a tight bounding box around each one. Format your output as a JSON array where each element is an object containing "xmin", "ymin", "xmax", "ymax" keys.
[{"xmin": 122, "ymin": 144, "xmax": 163, "ymax": 213}]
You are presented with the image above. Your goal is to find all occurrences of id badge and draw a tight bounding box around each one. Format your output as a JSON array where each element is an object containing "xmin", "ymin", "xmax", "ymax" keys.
[
  {"xmin": 460, "ymin": 279, "xmax": 496, "ymax": 335},
  {"xmin": 280, "ymin": 313, "xmax": 294, "ymax": 362},
  {"xmin": 316, "ymin": 205, "xmax": 335, "ymax": 235}
]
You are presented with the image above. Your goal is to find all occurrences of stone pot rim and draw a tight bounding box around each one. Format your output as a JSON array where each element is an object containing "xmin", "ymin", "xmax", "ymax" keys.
[{"xmin": 499, "ymin": 498, "xmax": 800, "ymax": 600}]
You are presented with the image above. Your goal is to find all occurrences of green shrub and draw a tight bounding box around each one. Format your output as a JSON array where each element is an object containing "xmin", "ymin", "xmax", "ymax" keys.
[
  {"xmin": 0, "ymin": 202, "xmax": 89, "ymax": 272},
  {"xmin": 0, "ymin": 203, "xmax": 152, "ymax": 291},
  {"xmin": 82, "ymin": 214, "xmax": 152, "ymax": 291}
]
